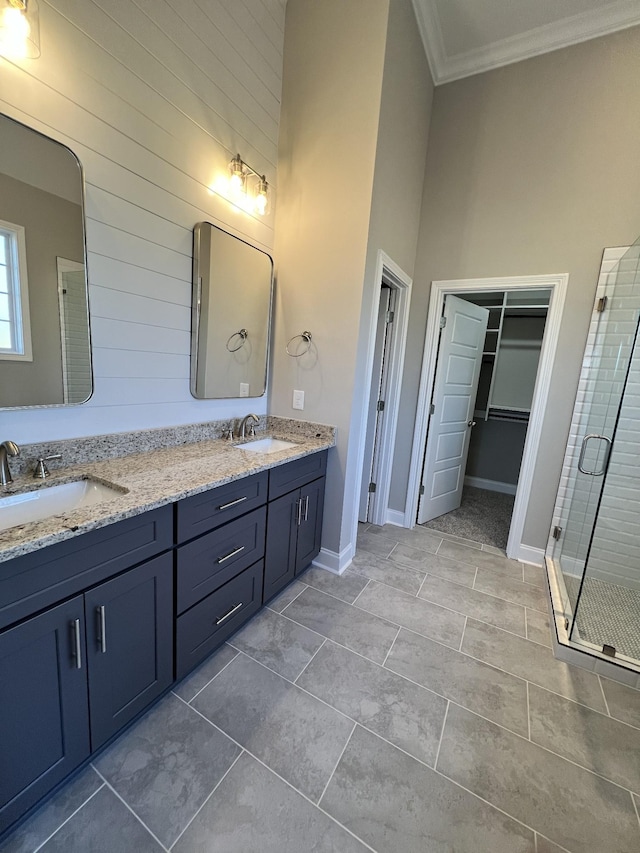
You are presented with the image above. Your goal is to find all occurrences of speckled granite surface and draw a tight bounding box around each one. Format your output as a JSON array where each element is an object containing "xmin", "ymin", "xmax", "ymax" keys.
[{"xmin": 0, "ymin": 417, "xmax": 335, "ymax": 563}]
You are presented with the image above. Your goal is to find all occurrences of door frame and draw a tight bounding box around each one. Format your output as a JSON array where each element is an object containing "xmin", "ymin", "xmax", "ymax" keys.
[{"xmin": 406, "ymin": 273, "xmax": 568, "ymax": 563}]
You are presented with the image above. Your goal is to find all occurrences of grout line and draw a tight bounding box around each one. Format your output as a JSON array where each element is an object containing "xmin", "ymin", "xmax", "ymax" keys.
[
  {"xmin": 381, "ymin": 627, "xmax": 401, "ymax": 667},
  {"xmin": 294, "ymin": 638, "xmax": 327, "ymax": 684},
  {"xmin": 387, "ymin": 542, "xmax": 399, "ymax": 558},
  {"xmin": 472, "ymin": 567, "xmax": 478, "ymax": 589},
  {"xmin": 168, "ymin": 751, "xmax": 244, "ymax": 850},
  {"xmin": 632, "ymin": 791, "xmax": 640, "ymax": 829},
  {"xmin": 597, "ymin": 675, "xmax": 612, "ymax": 718},
  {"xmin": 458, "ymin": 616, "xmax": 468, "ymax": 652},
  {"xmin": 91, "ymin": 767, "xmax": 170, "ymax": 852},
  {"xmin": 433, "ymin": 700, "xmax": 450, "ymax": 771},
  {"xmin": 434, "ymin": 538, "xmax": 443, "ymax": 555},
  {"xmin": 350, "ymin": 578, "xmax": 372, "ymax": 606},
  {"xmin": 415, "ymin": 572, "xmax": 429, "ymax": 599},
  {"xmin": 526, "ymin": 682, "xmax": 531, "ymax": 741},
  {"xmin": 316, "ymin": 721, "xmax": 358, "ymax": 806},
  {"xmin": 30, "ymin": 781, "xmax": 106, "ymax": 853},
  {"xmin": 277, "ymin": 582, "xmax": 309, "ymax": 615},
  {"xmin": 174, "ymin": 647, "xmax": 239, "ymax": 705}
]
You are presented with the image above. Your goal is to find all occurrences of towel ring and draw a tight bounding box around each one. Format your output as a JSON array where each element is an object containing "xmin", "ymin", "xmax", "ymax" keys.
[
  {"xmin": 226, "ymin": 329, "xmax": 248, "ymax": 353},
  {"xmin": 286, "ymin": 331, "xmax": 312, "ymax": 357}
]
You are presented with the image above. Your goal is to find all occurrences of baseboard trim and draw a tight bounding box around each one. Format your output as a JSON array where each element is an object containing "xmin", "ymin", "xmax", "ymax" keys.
[
  {"xmin": 464, "ymin": 476, "xmax": 517, "ymax": 496},
  {"xmin": 312, "ymin": 543, "xmax": 354, "ymax": 575},
  {"xmin": 512, "ymin": 543, "xmax": 545, "ymax": 566},
  {"xmin": 385, "ymin": 508, "xmax": 408, "ymax": 527}
]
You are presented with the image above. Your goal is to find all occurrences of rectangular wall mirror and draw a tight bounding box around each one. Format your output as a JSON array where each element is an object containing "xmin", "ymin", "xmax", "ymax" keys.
[
  {"xmin": 191, "ymin": 222, "xmax": 273, "ymax": 399},
  {"xmin": 0, "ymin": 113, "xmax": 92, "ymax": 409}
]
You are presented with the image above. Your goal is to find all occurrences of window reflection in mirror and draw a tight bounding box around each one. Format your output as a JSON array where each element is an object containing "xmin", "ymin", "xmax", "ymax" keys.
[
  {"xmin": 0, "ymin": 113, "xmax": 92, "ymax": 408},
  {"xmin": 191, "ymin": 222, "xmax": 273, "ymax": 399}
]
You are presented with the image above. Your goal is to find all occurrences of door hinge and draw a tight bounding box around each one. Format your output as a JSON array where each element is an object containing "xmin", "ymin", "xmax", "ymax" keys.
[
  {"xmin": 596, "ymin": 296, "xmax": 608, "ymax": 313},
  {"xmin": 377, "ymin": 400, "xmax": 385, "ymax": 412},
  {"xmin": 419, "ymin": 484, "xmax": 425, "ymax": 495},
  {"xmin": 386, "ymin": 310, "xmax": 394, "ymax": 324},
  {"xmin": 368, "ymin": 482, "xmax": 377, "ymax": 493},
  {"xmin": 439, "ymin": 316, "xmax": 447, "ymax": 329},
  {"xmin": 430, "ymin": 403, "xmax": 435, "ymax": 415},
  {"xmin": 552, "ymin": 525, "xmax": 562, "ymax": 541}
]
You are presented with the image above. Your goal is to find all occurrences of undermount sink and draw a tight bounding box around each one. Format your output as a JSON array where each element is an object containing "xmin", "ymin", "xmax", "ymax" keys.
[
  {"xmin": 234, "ymin": 437, "xmax": 299, "ymax": 454},
  {"xmin": 0, "ymin": 479, "xmax": 124, "ymax": 532}
]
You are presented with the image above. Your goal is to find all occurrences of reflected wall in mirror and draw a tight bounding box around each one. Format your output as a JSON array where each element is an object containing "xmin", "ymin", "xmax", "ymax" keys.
[
  {"xmin": 191, "ymin": 222, "xmax": 273, "ymax": 399},
  {"xmin": 0, "ymin": 113, "xmax": 92, "ymax": 408}
]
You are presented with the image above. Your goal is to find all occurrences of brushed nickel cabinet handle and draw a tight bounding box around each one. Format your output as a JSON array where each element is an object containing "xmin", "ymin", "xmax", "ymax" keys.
[
  {"xmin": 215, "ymin": 602, "xmax": 243, "ymax": 625},
  {"xmin": 296, "ymin": 498, "xmax": 302, "ymax": 526},
  {"xmin": 218, "ymin": 496, "xmax": 247, "ymax": 510},
  {"xmin": 303, "ymin": 495, "xmax": 309, "ymax": 522},
  {"xmin": 71, "ymin": 618, "xmax": 82, "ymax": 669},
  {"xmin": 97, "ymin": 606, "xmax": 107, "ymax": 654},
  {"xmin": 217, "ymin": 545, "xmax": 245, "ymax": 564}
]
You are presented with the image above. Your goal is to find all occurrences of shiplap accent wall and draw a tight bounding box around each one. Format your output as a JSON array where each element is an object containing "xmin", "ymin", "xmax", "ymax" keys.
[
  {"xmin": 1, "ymin": 0, "xmax": 285, "ymax": 442},
  {"xmin": 549, "ymin": 246, "xmax": 640, "ymax": 590}
]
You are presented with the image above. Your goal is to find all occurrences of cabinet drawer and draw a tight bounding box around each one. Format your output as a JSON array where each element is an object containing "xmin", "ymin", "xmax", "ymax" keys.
[
  {"xmin": 269, "ymin": 450, "xmax": 327, "ymax": 500},
  {"xmin": 176, "ymin": 561, "xmax": 263, "ymax": 679},
  {"xmin": 176, "ymin": 506, "xmax": 266, "ymax": 614},
  {"xmin": 0, "ymin": 505, "xmax": 173, "ymax": 632},
  {"xmin": 176, "ymin": 471, "xmax": 268, "ymax": 543}
]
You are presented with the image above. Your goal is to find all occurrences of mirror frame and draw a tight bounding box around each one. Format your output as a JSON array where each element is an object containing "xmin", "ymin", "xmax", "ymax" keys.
[
  {"xmin": 190, "ymin": 222, "xmax": 273, "ymax": 400},
  {"xmin": 0, "ymin": 112, "xmax": 93, "ymax": 410}
]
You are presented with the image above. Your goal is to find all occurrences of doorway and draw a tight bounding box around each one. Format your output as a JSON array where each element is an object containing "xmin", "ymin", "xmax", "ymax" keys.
[{"xmin": 406, "ymin": 274, "xmax": 568, "ymax": 563}]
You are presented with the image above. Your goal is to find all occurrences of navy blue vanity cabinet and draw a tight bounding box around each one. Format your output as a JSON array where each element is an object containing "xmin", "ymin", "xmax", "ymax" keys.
[
  {"xmin": 263, "ymin": 451, "xmax": 327, "ymax": 602},
  {"xmin": 0, "ymin": 596, "xmax": 90, "ymax": 834}
]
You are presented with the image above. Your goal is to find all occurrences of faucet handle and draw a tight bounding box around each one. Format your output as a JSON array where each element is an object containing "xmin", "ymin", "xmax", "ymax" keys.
[
  {"xmin": 224, "ymin": 428, "xmax": 234, "ymax": 441},
  {"xmin": 33, "ymin": 454, "xmax": 62, "ymax": 479},
  {"xmin": 247, "ymin": 422, "xmax": 256, "ymax": 437}
]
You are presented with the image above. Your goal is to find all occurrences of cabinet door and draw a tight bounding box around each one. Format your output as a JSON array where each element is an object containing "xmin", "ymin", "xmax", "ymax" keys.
[
  {"xmin": 263, "ymin": 489, "xmax": 299, "ymax": 602},
  {"xmin": 85, "ymin": 553, "xmax": 173, "ymax": 750},
  {"xmin": 0, "ymin": 597, "xmax": 90, "ymax": 834},
  {"xmin": 295, "ymin": 477, "xmax": 325, "ymax": 575}
]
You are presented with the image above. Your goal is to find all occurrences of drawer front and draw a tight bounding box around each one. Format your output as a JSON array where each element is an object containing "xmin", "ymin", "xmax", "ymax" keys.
[
  {"xmin": 0, "ymin": 505, "xmax": 173, "ymax": 632},
  {"xmin": 268, "ymin": 450, "xmax": 328, "ymax": 500},
  {"xmin": 176, "ymin": 471, "xmax": 268, "ymax": 543},
  {"xmin": 176, "ymin": 561, "xmax": 263, "ymax": 679},
  {"xmin": 176, "ymin": 506, "xmax": 266, "ymax": 614}
]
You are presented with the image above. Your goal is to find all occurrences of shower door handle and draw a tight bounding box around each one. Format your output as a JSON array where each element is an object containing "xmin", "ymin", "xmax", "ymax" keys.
[{"xmin": 577, "ymin": 434, "xmax": 612, "ymax": 476}]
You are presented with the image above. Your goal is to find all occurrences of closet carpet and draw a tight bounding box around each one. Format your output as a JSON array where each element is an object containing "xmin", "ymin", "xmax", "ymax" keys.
[{"xmin": 421, "ymin": 486, "xmax": 515, "ymax": 550}]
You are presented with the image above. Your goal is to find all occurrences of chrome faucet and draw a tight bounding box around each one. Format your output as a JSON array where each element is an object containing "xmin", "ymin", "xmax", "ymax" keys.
[
  {"xmin": 0, "ymin": 440, "xmax": 20, "ymax": 486},
  {"xmin": 239, "ymin": 413, "xmax": 260, "ymax": 439}
]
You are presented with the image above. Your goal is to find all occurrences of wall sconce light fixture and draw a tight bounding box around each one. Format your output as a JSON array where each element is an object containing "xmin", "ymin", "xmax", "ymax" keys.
[
  {"xmin": 215, "ymin": 153, "xmax": 271, "ymax": 216},
  {"xmin": 0, "ymin": 0, "xmax": 40, "ymax": 59}
]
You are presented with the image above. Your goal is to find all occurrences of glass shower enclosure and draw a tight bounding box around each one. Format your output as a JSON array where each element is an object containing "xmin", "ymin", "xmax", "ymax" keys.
[{"xmin": 547, "ymin": 239, "xmax": 640, "ymax": 672}]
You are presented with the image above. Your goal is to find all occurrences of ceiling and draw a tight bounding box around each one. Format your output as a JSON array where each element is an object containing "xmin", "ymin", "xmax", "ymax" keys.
[{"xmin": 411, "ymin": 0, "xmax": 640, "ymax": 84}]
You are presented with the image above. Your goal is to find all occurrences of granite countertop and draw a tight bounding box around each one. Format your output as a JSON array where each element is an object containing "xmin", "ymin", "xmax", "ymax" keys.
[{"xmin": 0, "ymin": 421, "xmax": 335, "ymax": 563}]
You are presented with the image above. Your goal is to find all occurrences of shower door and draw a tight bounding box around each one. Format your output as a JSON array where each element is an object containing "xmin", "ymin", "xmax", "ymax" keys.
[{"xmin": 550, "ymin": 240, "xmax": 640, "ymax": 667}]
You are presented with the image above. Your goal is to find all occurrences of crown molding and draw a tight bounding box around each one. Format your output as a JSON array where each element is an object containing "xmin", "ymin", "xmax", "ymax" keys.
[{"xmin": 412, "ymin": 0, "xmax": 640, "ymax": 85}]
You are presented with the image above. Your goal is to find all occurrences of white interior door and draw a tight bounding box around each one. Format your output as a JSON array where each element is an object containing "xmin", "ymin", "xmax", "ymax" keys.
[{"xmin": 417, "ymin": 295, "xmax": 489, "ymax": 524}]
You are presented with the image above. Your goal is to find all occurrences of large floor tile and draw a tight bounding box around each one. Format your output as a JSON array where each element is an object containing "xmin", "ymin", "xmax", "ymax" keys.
[
  {"xmin": 384, "ymin": 542, "xmax": 440, "ymax": 573},
  {"xmin": 525, "ymin": 607, "xmax": 552, "ymax": 647},
  {"xmin": 299, "ymin": 566, "xmax": 369, "ymax": 604},
  {"xmin": 390, "ymin": 547, "xmax": 476, "ymax": 587},
  {"xmin": 355, "ymin": 529, "xmax": 397, "ymax": 558},
  {"xmin": 229, "ymin": 607, "xmax": 324, "ymax": 680},
  {"xmin": 523, "ymin": 563, "xmax": 546, "ymax": 588},
  {"xmin": 94, "ymin": 693, "xmax": 240, "ymax": 848},
  {"xmin": 377, "ymin": 523, "xmax": 443, "ymax": 552},
  {"xmin": 474, "ymin": 567, "xmax": 548, "ymax": 612},
  {"xmin": 537, "ymin": 836, "xmax": 573, "ymax": 853},
  {"xmin": 419, "ymin": 573, "xmax": 527, "ymax": 635},
  {"xmin": 600, "ymin": 677, "xmax": 640, "ymax": 728},
  {"xmin": 320, "ymin": 725, "xmax": 536, "ymax": 853},
  {"xmin": 349, "ymin": 550, "xmax": 426, "ymax": 595},
  {"xmin": 385, "ymin": 628, "xmax": 529, "ymax": 736},
  {"xmin": 437, "ymin": 703, "xmax": 640, "ymax": 853},
  {"xmin": 355, "ymin": 580, "xmax": 465, "ymax": 649},
  {"xmin": 266, "ymin": 579, "xmax": 307, "ymax": 613},
  {"xmin": 0, "ymin": 768, "xmax": 103, "ymax": 853},
  {"xmin": 437, "ymin": 539, "xmax": 522, "ymax": 577},
  {"xmin": 529, "ymin": 684, "xmax": 640, "ymax": 793},
  {"xmin": 283, "ymin": 585, "xmax": 398, "ymax": 663},
  {"xmin": 461, "ymin": 619, "xmax": 608, "ymax": 713},
  {"xmin": 173, "ymin": 644, "xmax": 238, "ymax": 703},
  {"xmin": 192, "ymin": 653, "xmax": 354, "ymax": 801},
  {"xmin": 173, "ymin": 752, "xmax": 368, "ymax": 853},
  {"xmin": 297, "ymin": 640, "xmax": 447, "ymax": 766},
  {"xmin": 38, "ymin": 786, "xmax": 163, "ymax": 852}
]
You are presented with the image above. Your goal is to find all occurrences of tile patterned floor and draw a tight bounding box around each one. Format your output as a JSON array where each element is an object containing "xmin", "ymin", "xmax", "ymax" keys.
[{"xmin": 3, "ymin": 523, "xmax": 640, "ymax": 853}]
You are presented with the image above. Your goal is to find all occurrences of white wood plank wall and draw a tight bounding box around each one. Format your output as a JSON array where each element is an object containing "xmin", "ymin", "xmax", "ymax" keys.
[{"xmin": 1, "ymin": 0, "xmax": 286, "ymax": 442}]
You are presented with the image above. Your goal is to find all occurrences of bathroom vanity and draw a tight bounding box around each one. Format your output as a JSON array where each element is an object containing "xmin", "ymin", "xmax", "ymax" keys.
[{"xmin": 0, "ymin": 425, "xmax": 331, "ymax": 837}]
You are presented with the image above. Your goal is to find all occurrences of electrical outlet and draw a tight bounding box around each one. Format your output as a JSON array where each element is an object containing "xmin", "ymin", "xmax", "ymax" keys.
[
  {"xmin": 292, "ymin": 389, "xmax": 305, "ymax": 410},
  {"xmin": 239, "ymin": 383, "xmax": 249, "ymax": 397}
]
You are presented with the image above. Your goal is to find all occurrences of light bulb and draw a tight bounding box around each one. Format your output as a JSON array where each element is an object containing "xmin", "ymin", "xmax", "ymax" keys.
[
  {"xmin": 0, "ymin": 6, "xmax": 30, "ymax": 57},
  {"xmin": 254, "ymin": 176, "xmax": 269, "ymax": 215}
]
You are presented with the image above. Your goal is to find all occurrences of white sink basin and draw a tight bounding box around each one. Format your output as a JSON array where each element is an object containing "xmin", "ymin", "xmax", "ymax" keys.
[
  {"xmin": 0, "ymin": 479, "xmax": 123, "ymax": 532},
  {"xmin": 234, "ymin": 437, "xmax": 299, "ymax": 454}
]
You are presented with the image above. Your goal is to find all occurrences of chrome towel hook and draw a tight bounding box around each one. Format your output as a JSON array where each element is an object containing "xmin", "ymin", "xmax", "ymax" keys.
[
  {"xmin": 226, "ymin": 329, "xmax": 248, "ymax": 352},
  {"xmin": 286, "ymin": 331, "xmax": 312, "ymax": 357}
]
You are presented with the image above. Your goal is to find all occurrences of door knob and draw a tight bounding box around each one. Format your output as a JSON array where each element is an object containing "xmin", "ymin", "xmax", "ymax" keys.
[{"xmin": 467, "ymin": 420, "xmax": 476, "ymax": 427}]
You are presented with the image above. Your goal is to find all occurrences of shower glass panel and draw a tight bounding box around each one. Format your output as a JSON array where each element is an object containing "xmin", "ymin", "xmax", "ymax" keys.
[{"xmin": 550, "ymin": 238, "xmax": 640, "ymax": 667}]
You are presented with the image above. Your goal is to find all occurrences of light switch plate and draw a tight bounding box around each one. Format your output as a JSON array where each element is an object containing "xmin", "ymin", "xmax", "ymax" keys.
[
  {"xmin": 239, "ymin": 383, "xmax": 249, "ymax": 397},
  {"xmin": 292, "ymin": 389, "xmax": 304, "ymax": 410}
]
